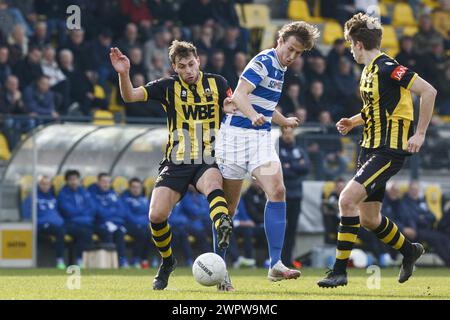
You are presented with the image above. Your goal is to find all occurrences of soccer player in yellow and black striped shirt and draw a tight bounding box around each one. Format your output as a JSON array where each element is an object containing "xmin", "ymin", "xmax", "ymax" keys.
[
  {"xmin": 318, "ymin": 13, "xmax": 437, "ymax": 288},
  {"xmin": 110, "ymin": 41, "xmax": 236, "ymax": 291}
]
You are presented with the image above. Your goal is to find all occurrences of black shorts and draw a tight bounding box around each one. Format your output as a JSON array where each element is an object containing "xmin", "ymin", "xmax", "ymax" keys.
[
  {"xmin": 354, "ymin": 147, "xmax": 406, "ymax": 202},
  {"xmin": 154, "ymin": 160, "xmax": 219, "ymax": 198}
]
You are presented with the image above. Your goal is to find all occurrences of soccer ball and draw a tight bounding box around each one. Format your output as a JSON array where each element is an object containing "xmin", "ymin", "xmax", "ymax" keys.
[{"xmin": 192, "ymin": 252, "xmax": 227, "ymax": 286}]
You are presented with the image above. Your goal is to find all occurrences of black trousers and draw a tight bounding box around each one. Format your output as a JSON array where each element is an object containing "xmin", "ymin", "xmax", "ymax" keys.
[{"xmin": 282, "ymin": 197, "xmax": 302, "ymax": 266}]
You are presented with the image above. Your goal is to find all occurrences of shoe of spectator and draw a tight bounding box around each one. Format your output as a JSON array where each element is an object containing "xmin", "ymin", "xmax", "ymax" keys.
[
  {"xmin": 378, "ymin": 253, "xmax": 393, "ymax": 268},
  {"xmin": 268, "ymin": 260, "xmax": 301, "ymax": 282},
  {"xmin": 56, "ymin": 262, "xmax": 66, "ymax": 270},
  {"xmin": 233, "ymin": 256, "xmax": 256, "ymax": 269},
  {"xmin": 141, "ymin": 260, "xmax": 150, "ymax": 269}
]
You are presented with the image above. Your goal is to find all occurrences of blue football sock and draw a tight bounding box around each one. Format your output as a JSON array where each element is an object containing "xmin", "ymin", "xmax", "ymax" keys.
[
  {"xmin": 212, "ymin": 223, "xmax": 227, "ymax": 262},
  {"xmin": 264, "ymin": 201, "xmax": 286, "ymax": 268}
]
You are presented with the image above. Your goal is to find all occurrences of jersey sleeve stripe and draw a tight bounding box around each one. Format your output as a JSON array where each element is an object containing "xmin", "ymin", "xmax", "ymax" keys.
[
  {"xmin": 139, "ymin": 86, "xmax": 148, "ymax": 101},
  {"xmin": 406, "ymin": 73, "xmax": 418, "ymax": 90}
]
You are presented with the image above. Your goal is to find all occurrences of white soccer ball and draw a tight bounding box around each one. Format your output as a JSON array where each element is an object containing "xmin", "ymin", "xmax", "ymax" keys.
[{"xmin": 192, "ymin": 252, "xmax": 227, "ymax": 286}]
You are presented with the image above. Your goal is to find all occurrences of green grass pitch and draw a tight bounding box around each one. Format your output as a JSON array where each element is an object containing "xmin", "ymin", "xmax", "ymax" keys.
[{"xmin": 1, "ymin": 267, "xmax": 449, "ymax": 300}]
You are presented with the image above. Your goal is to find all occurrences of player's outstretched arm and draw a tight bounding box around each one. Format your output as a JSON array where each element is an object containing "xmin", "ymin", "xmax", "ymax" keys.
[
  {"xmin": 407, "ymin": 76, "xmax": 437, "ymax": 153},
  {"xmin": 110, "ymin": 47, "xmax": 145, "ymax": 103},
  {"xmin": 272, "ymin": 109, "xmax": 300, "ymax": 128},
  {"xmin": 336, "ymin": 114, "xmax": 364, "ymax": 135},
  {"xmin": 232, "ymin": 79, "xmax": 266, "ymax": 126}
]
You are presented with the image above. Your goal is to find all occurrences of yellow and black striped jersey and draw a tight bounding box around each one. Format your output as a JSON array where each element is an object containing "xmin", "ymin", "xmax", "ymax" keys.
[
  {"xmin": 141, "ymin": 71, "xmax": 231, "ymax": 164},
  {"xmin": 359, "ymin": 52, "xmax": 418, "ymax": 154}
]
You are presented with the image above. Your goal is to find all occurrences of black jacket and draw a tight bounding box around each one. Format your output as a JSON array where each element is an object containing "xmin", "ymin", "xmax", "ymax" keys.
[{"xmin": 279, "ymin": 139, "xmax": 310, "ymax": 199}]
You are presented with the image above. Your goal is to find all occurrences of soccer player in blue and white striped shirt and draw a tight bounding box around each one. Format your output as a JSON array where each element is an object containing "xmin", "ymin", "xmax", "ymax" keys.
[{"xmin": 215, "ymin": 22, "xmax": 320, "ymax": 290}]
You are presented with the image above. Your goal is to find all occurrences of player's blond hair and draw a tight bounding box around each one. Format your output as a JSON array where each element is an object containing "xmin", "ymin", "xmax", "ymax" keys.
[
  {"xmin": 278, "ymin": 21, "xmax": 320, "ymax": 51},
  {"xmin": 344, "ymin": 13, "xmax": 382, "ymax": 50},
  {"xmin": 168, "ymin": 40, "xmax": 198, "ymax": 64}
]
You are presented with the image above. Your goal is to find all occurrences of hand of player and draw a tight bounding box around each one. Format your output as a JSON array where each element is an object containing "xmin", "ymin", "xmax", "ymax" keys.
[
  {"xmin": 336, "ymin": 118, "xmax": 353, "ymax": 135},
  {"xmin": 282, "ymin": 117, "xmax": 300, "ymax": 128},
  {"xmin": 251, "ymin": 113, "xmax": 266, "ymax": 126},
  {"xmin": 223, "ymin": 97, "xmax": 237, "ymax": 114},
  {"xmin": 407, "ymin": 133, "xmax": 425, "ymax": 153},
  {"xmin": 109, "ymin": 47, "xmax": 130, "ymax": 74}
]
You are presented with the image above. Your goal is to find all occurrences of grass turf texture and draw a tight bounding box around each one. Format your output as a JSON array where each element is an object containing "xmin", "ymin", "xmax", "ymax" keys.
[{"xmin": 0, "ymin": 267, "xmax": 449, "ymax": 300}]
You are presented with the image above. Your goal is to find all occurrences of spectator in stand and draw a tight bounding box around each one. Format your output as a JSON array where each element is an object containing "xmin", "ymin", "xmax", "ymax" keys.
[
  {"xmin": 413, "ymin": 14, "xmax": 445, "ymax": 56},
  {"xmin": 88, "ymin": 173, "xmax": 129, "ymax": 268},
  {"xmin": 438, "ymin": 199, "xmax": 450, "ymax": 235},
  {"xmin": 0, "ymin": 75, "xmax": 30, "ymax": 148},
  {"xmin": 0, "ymin": 0, "xmax": 29, "ymax": 41},
  {"xmin": 128, "ymin": 46, "xmax": 148, "ymax": 82},
  {"xmin": 227, "ymin": 199, "xmax": 258, "ymax": 268},
  {"xmin": 22, "ymin": 175, "xmax": 66, "ymax": 269},
  {"xmin": 143, "ymin": 28, "xmax": 171, "ymax": 77},
  {"xmin": 179, "ymin": 0, "xmax": 215, "ymax": 28},
  {"xmin": 422, "ymin": 39, "xmax": 447, "ymax": 88},
  {"xmin": 279, "ymin": 126, "xmax": 310, "ymax": 267},
  {"xmin": 58, "ymin": 170, "xmax": 96, "ymax": 267},
  {"xmin": 34, "ymin": 0, "xmax": 69, "ymax": 45},
  {"xmin": 195, "ymin": 25, "xmax": 215, "ymax": 59},
  {"xmin": 147, "ymin": 0, "xmax": 177, "ymax": 27},
  {"xmin": 212, "ymin": 0, "xmax": 240, "ymax": 27},
  {"xmin": 206, "ymin": 49, "xmax": 226, "ymax": 77},
  {"xmin": 0, "ymin": 46, "xmax": 11, "ymax": 87},
  {"xmin": 89, "ymin": 28, "xmax": 115, "ymax": 85},
  {"xmin": 284, "ymin": 56, "xmax": 307, "ymax": 89},
  {"xmin": 7, "ymin": 24, "xmax": 28, "ymax": 67},
  {"xmin": 395, "ymin": 36, "xmax": 422, "ymax": 73},
  {"xmin": 279, "ymin": 82, "xmax": 304, "ymax": 117},
  {"xmin": 431, "ymin": 0, "xmax": 450, "ymax": 47},
  {"xmin": 223, "ymin": 51, "xmax": 247, "ymax": 91},
  {"xmin": 115, "ymin": 23, "xmax": 141, "ymax": 55},
  {"xmin": 147, "ymin": 52, "xmax": 171, "ymax": 82},
  {"xmin": 304, "ymin": 80, "xmax": 329, "ymax": 122},
  {"xmin": 29, "ymin": 21, "xmax": 50, "ymax": 50},
  {"xmin": 197, "ymin": 50, "xmax": 209, "ymax": 73},
  {"xmin": 435, "ymin": 61, "xmax": 450, "ymax": 115},
  {"xmin": 12, "ymin": 46, "xmax": 42, "ymax": 90},
  {"xmin": 23, "ymin": 75, "xmax": 59, "ymax": 125},
  {"xmin": 399, "ymin": 181, "xmax": 450, "ymax": 266},
  {"xmin": 119, "ymin": 0, "xmax": 152, "ymax": 37},
  {"xmin": 217, "ymin": 26, "xmax": 247, "ymax": 66},
  {"xmin": 331, "ymin": 57, "xmax": 357, "ymax": 120},
  {"xmin": 61, "ymin": 29, "xmax": 91, "ymax": 72},
  {"xmin": 122, "ymin": 178, "xmax": 154, "ymax": 269},
  {"xmin": 326, "ymin": 38, "xmax": 353, "ymax": 76},
  {"xmin": 41, "ymin": 45, "xmax": 69, "ymax": 112},
  {"xmin": 306, "ymin": 56, "xmax": 331, "ymax": 94}
]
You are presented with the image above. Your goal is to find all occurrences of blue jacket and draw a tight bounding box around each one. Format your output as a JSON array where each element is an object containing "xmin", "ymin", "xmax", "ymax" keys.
[
  {"xmin": 400, "ymin": 195, "xmax": 436, "ymax": 231},
  {"xmin": 23, "ymin": 84, "xmax": 55, "ymax": 115},
  {"xmin": 121, "ymin": 190, "xmax": 149, "ymax": 226},
  {"xmin": 381, "ymin": 196, "xmax": 412, "ymax": 232},
  {"xmin": 88, "ymin": 184, "xmax": 127, "ymax": 225},
  {"xmin": 168, "ymin": 204, "xmax": 189, "ymax": 227},
  {"xmin": 22, "ymin": 188, "xmax": 64, "ymax": 227},
  {"xmin": 233, "ymin": 199, "xmax": 253, "ymax": 223},
  {"xmin": 177, "ymin": 191, "xmax": 210, "ymax": 230},
  {"xmin": 279, "ymin": 139, "xmax": 310, "ymax": 199},
  {"xmin": 57, "ymin": 185, "xmax": 96, "ymax": 226}
]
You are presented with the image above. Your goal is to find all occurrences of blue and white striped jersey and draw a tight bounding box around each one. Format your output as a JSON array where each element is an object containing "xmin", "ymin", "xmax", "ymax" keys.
[{"xmin": 223, "ymin": 48, "xmax": 287, "ymax": 131}]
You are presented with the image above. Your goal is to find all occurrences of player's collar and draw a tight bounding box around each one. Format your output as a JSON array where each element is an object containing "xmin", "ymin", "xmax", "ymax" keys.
[{"xmin": 367, "ymin": 51, "xmax": 384, "ymax": 70}]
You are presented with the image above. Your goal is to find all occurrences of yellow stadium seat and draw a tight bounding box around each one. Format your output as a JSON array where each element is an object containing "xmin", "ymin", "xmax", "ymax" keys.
[
  {"xmin": 385, "ymin": 47, "xmax": 399, "ymax": 58},
  {"xmin": 323, "ymin": 21, "xmax": 344, "ymax": 46},
  {"xmin": 402, "ymin": 26, "xmax": 418, "ymax": 36},
  {"xmin": 234, "ymin": 3, "xmax": 244, "ymax": 26},
  {"xmin": 392, "ymin": 3, "xmax": 417, "ymax": 27},
  {"xmin": 241, "ymin": 179, "xmax": 252, "ymax": 193},
  {"xmin": 422, "ymin": 0, "xmax": 439, "ymax": 9},
  {"xmin": 260, "ymin": 25, "xmax": 278, "ymax": 50},
  {"xmin": 242, "ymin": 4, "xmax": 270, "ymax": 29},
  {"xmin": 399, "ymin": 183, "xmax": 409, "ymax": 197},
  {"xmin": 381, "ymin": 25, "xmax": 399, "ymax": 51},
  {"xmin": 20, "ymin": 175, "xmax": 33, "ymax": 201},
  {"xmin": 52, "ymin": 175, "xmax": 65, "ymax": 195},
  {"xmin": 379, "ymin": 3, "xmax": 388, "ymax": 17},
  {"xmin": 425, "ymin": 185, "xmax": 443, "ymax": 222},
  {"xmin": 82, "ymin": 175, "xmax": 97, "ymax": 189},
  {"xmin": 93, "ymin": 110, "xmax": 114, "ymax": 126},
  {"xmin": 287, "ymin": 0, "xmax": 324, "ymax": 23},
  {"xmin": 108, "ymin": 85, "xmax": 125, "ymax": 114},
  {"xmin": 322, "ymin": 181, "xmax": 336, "ymax": 200},
  {"xmin": 144, "ymin": 176, "xmax": 156, "ymax": 198},
  {"xmin": 0, "ymin": 133, "xmax": 11, "ymax": 161},
  {"xmin": 112, "ymin": 176, "xmax": 128, "ymax": 194}
]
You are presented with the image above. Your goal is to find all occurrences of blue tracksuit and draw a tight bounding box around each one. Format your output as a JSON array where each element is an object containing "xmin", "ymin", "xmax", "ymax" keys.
[
  {"xmin": 88, "ymin": 184, "xmax": 127, "ymax": 226},
  {"xmin": 22, "ymin": 188, "xmax": 64, "ymax": 227},
  {"xmin": 121, "ymin": 190, "xmax": 149, "ymax": 227},
  {"xmin": 57, "ymin": 185, "xmax": 96, "ymax": 226}
]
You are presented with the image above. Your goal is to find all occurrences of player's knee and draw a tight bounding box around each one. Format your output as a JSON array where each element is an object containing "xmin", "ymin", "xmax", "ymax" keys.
[
  {"xmin": 267, "ymin": 184, "xmax": 286, "ymax": 202},
  {"xmin": 360, "ymin": 214, "xmax": 381, "ymax": 230},
  {"xmin": 148, "ymin": 208, "xmax": 167, "ymax": 224},
  {"xmin": 339, "ymin": 194, "xmax": 357, "ymax": 215}
]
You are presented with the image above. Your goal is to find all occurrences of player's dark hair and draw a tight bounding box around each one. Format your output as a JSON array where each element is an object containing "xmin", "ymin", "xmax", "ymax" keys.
[
  {"xmin": 128, "ymin": 177, "xmax": 142, "ymax": 186},
  {"xmin": 97, "ymin": 172, "xmax": 110, "ymax": 181},
  {"xmin": 278, "ymin": 21, "xmax": 320, "ymax": 51},
  {"xmin": 65, "ymin": 169, "xmax": 80, "ymax": 181},
  {"xmin": 344, "ymin": 13, "xmax": 382, "ymax": 50},
  {"xmin": 168, "ymin": 40, "xmax": 198, "ymax": 64}
]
